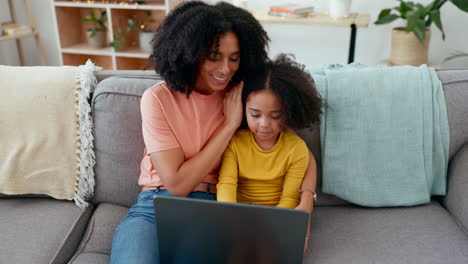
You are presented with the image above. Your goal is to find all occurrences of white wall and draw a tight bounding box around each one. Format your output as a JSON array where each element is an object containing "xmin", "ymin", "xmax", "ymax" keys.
[{"xmin": 1, "ymin": 0, "xmax": 468, "ymax": 69}]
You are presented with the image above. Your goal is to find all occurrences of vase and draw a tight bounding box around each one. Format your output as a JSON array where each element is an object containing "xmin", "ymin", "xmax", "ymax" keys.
[
  {"xmin": 86, "ymin": 31, "xmax": 106, "ymax": 48},
  {"xmin": 139, "ymin": 31, "xmax": 153, "ymax": 53},
  {"xmin": 390, "ymin": 28, "xmax": 431, "ymax": 66},
  {"xmin": 329, "ymin": 0, "xmax": 352, "ymax": 18}
]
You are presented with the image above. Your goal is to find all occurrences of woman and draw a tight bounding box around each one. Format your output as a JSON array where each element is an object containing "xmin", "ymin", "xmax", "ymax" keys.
[{"xmin": 110, "ymin": 2, "xmax": 316, "ymax": 263}]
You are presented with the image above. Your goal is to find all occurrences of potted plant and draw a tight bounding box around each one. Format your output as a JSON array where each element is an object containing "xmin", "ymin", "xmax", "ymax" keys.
[
  {"xmin": 375, "ymin": 0, "xmax": 468, "ymax": 66},
  {"xmin": 80, "ymin": 10, "xmax": 107, "ymax": 48},
  {"xmin": 110, "ymin": 11, "xmax": 156, "ymax": 52}
]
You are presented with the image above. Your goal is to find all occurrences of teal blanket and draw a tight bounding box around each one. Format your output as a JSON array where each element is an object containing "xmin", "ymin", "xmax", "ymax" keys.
[{"xmin": 312, "ymin": 64, "xmax": 449, "ymax": 207}]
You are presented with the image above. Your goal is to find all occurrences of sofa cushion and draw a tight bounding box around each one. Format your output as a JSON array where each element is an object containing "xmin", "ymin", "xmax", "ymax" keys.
[
  {"xmin": 69, "ymin": 253, "xmax": 109, "ymax": 264},
  {"xmin": 0, "ymin": 64, "xmax": 98, "ymax": 208},
  {"xmin": 0, "ymin": 198, "xmax": 93, "ymax": 264},
  {"xmin": 69, "ymin": 203, "xmax": 128, "ymax": 264},
  {"xmin": 92, "ymin": 75, "xmax": 162, "ymax": 207},
  {"xmin": 304, "ymin": 201, "xmax": 468, "ymax": 263}
]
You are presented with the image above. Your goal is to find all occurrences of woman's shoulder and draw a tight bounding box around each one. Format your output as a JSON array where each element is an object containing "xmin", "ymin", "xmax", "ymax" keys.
[{"xmin": 143, "ymin": 81, "xmax": 170, "ymax": 98}]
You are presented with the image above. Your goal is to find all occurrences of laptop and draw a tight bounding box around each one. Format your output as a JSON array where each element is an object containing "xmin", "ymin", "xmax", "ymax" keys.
[{"xmin": 154, "ymin": 196, "xmax": 309, "ymax": 264}]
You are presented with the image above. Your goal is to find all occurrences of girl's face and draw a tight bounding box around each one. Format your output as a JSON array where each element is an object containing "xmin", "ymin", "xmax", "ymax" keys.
[
  {"xmin": 194, "ymin": 31, "xmax": 240, "ymax": 95},
  {"xmin": 246, "ymin": 89, "xmax": 285, "ymax": 149}
]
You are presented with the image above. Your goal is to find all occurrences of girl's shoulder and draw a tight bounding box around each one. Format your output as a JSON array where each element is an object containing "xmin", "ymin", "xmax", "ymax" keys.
[
  {"xmin": 232, "ymin": 129, "xmax": 252, "ymax": 142},
  {"xmin": 282, "ymin": 130, "xmax": 308, "ymax": 149}
]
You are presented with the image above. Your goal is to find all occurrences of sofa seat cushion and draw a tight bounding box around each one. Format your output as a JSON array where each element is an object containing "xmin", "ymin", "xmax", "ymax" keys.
[
  {"xmin": 0, "ymin": 198, "xmax": 93, "ymax": 264},
  {"xmin": 69, "ymin": 203, "xmax": 129, "ymax": 264},
  {"xmin": 69, "ymin": 253, "xmax": 109, "ymax": 264},
  {"xmin": 305, "ymin": 201, "xmax": 468, "ymax": 263}
]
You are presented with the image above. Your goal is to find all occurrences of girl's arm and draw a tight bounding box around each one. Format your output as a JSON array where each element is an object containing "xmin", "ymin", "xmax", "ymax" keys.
[
  {"xmin": 217, "ymin": 144, "xmax": 239, "ymax": 203},
  {"xmin": 277, "ymin": 143, "xmax": 309, "ymax": 208},
  {"xmin": 150, "ymin": 83, "xmax": 243, "ymax": 197},
  {"xmin": 296, "ymin": 150, "xmax": 317, "ymax": 253},
  {"xmin": 295, "ymin": 150, "xmax": 317, "ymax": 212}
]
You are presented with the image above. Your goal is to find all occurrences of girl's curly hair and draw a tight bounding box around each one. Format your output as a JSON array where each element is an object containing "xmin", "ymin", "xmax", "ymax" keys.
[
  {"xmin": 148, "ymin": 1, "xmax": 270, "ymax": 96},
  {"xmin": 242, "ymin": 54, "xmax": 323, "ymax": 130}
]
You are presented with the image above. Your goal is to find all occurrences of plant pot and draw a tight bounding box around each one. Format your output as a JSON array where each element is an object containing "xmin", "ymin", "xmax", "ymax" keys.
[
  {"xmin": 86, "ymin": 31, "xmax": 106, "ymax": 48},
  {"xmin": 329, "ymin": 0, "xmax": 352, "ymax": 18},
  {"xmin": 390, "ymin": 28, "xmax": 431, "ymax": 66},
  {"xmin": 139, "ymin": 31, "xmax": 153, "ymax": 53}
]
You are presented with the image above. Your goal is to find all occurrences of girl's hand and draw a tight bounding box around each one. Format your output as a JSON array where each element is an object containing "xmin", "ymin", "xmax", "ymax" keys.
[
  {"xmin": 295, "ymin": 191, "xmax": 314, "ymax": 212},
  {"xmin": 223, "ymin": 81, "xmax": 244, "ymax": 131}
]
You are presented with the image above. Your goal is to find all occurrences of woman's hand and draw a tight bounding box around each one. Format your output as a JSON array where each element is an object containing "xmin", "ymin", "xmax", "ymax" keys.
[{"xmin": 223, "ymin": 81, "xmax": 244, "ymax": 131}]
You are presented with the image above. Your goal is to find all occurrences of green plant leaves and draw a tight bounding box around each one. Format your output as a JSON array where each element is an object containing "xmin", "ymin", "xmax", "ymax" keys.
[
  {"xmin": 398, "ymin": 0, "xmax": 415, "ymax": 18},
  {"xmin": 375, "ymin": 9, "xmax": 400, "ymax": 24},
  {"xmin": 443, "ymin": 49, "xmax": 468, "ymax": 63},
  {"xmin": 110, "ymin": 11, "xmax": 156, "ymax": 50},
  {"xmin": 430, "ymin": 10, "xmax": 445, "ymax": 39},
  {"xmin": 450, "ymin": 0, "xmax": 468, "ymax": 12},
  {"xmin": 80, "ymin": 10, "xmax": 107, "ymax": 35}
]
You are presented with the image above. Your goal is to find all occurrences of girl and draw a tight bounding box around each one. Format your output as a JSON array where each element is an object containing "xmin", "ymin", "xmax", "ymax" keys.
[{"xmin": 217, "ymin": 54, "xmax": 323, "ymax": 208}]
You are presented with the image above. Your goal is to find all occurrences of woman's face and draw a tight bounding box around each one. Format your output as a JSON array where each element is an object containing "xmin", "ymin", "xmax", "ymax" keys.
[
  {"xmin": 246, "ymin": 89, "xmax": 285, "ymax": 149},
  {"xmin": 194, "ymin": 31, "xmax": 240, "ymax": 95}
]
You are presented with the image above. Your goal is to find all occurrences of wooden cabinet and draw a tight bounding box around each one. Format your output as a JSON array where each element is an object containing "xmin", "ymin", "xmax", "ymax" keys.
[{"xmin": 51, "ymin": 0, "xmax": 180, "ymax": 70}]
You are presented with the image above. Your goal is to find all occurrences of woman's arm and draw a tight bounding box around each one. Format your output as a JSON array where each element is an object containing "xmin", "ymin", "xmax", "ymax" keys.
[{"xmin": 150, "ymin": 83, "xmax": 244, "ymax": 197}]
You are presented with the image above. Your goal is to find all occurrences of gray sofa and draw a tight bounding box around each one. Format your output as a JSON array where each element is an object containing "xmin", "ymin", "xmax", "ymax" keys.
[{"xmin": 1, "ymin": 68, "xmax": 467, "ymax": 264}]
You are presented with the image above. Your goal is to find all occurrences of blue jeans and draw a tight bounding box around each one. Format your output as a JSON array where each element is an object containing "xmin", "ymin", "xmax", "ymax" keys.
[{"xmin": 110, "ymin": 188, "xmax": 216, "ymax": 264}]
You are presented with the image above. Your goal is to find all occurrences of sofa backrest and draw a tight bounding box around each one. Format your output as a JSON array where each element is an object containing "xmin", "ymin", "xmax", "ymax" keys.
[
  {"xmin": 91, "ymin": 69, "xmax": 468, "ymax": 208},
  {"xmin": 437, "ymin": 69, "xmax": 468, "ymax": 159},
  {"xmin": 92, "ymin": 73, "xmax": 161, "ymax": 206}
]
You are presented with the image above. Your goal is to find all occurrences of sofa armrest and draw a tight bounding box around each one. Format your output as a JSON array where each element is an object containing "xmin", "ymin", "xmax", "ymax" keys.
[{"xmin": 443, "ymin": 143, "xmax": 468, "ymax": 232}]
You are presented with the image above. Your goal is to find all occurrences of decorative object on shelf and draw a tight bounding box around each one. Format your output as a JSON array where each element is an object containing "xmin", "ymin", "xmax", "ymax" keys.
[
  {"xmin": 138, "ymin": 11, "xmax": 156, "ymax": 53},
  {"xmin": 231, "ymin": 0, "xmax": 247, "ymax": 9},
  {"xmin": 2, "ymin": 23, "xmax": 33, "ymax": 36},
  {"xmin": 375, "ymin": 0, "xmax": 468, "ymax": 66},
  {"xmin": 111, "ymin": 11, "xmax": 155, "ymax": 52},
  {"xmin": 329, "ymin": 0, "xmax": 352, "ymax": 18},
  {"xmin": 80, "ymin": 10, "xmax": 108, "ymax": 48},
  {"xmin": 268, "ymin": 3, "xmax": 315, "ymax": 18}
]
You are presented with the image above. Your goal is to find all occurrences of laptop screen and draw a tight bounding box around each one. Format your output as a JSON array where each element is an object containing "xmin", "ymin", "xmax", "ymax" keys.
[{"xmin": 154, "ymin": 196, "xmax": 308, "ymax": 264}]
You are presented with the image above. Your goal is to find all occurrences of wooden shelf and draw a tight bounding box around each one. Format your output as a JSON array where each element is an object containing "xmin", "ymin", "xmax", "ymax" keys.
[
  {"xmin": 54, "ymin": 1, "xmax": 166, "ymax": 10},
  {"xmin": 61, "ymin": 43, "xmax": 114, "ymax": 55},
  {"xmin": 115, "ymin": 47, "xmax": 150, "ymax": 58},
  {"xmin": 116, "ymin": 56, "xmax": 152, "ymax": 70},
  {"xmin": 252, "ymin": 11, "xmax": 370, "ymax": 28},
  {"xmin": 63, "ymin": 53, "xmax": 113, "ymax": 69},
  {"xmin": 51, "ymin": 0, "xmax": 171, "ymax": 70}
]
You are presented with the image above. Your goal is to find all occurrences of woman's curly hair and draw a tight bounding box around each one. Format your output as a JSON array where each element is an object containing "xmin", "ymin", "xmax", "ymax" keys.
[
  {"xmin": 148, "ymin": 1, "xmax": 270, "ymax": 96},
  {"xmin": 242, "ymin": 54, "xmax": 323, "ymax": 130}
]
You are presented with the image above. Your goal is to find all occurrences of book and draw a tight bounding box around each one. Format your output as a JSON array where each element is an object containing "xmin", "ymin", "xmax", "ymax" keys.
[
  {"xmin": 2, "ymin": 24, "xmax": 32, "ymax": 36},
  {"xmin": 269, "ymin": 4, "xmax": 315, "ymax": 15},
  {"xmin": 267, "ymin": 11, "xmax": 309, "ymax": 18}
]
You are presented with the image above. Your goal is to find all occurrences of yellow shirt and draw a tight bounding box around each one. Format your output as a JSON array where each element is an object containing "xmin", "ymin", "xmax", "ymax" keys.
[{"xmin": 217, "ymin": 130, "xmax": 309, "ymax": 208}]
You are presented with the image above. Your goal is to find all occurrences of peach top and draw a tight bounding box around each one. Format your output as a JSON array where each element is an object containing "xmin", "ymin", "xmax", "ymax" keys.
[{"xmin": 139, "ymin": 82, "xmax": 225, "ymax": 191}]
